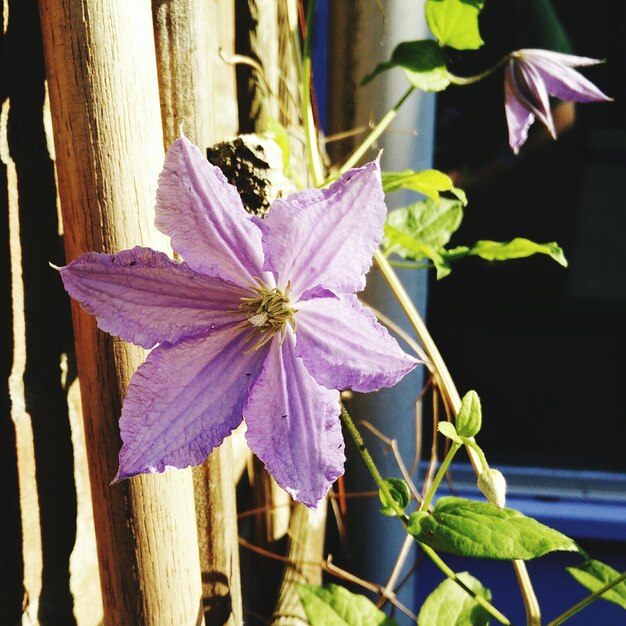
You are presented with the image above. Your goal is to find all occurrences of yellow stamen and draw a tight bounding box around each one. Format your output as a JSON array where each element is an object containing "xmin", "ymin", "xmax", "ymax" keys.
[{"xmin": 237, "ymin": 279, "xmax": 297, "ymax": 350}]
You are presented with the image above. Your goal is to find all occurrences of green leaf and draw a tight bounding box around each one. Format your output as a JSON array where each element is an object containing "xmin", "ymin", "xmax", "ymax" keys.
[
  {"xmin": 567, "ymin": 560, "xmax": 626, "ymax": 609},
  {"xmin": 297, "ymin": 584, "xmax": 398, "ymax": 626},
  {"xmin": 382, "ymin": 169, "xmax": 467, "ymax": 205},
  {"xmin": 385, "ymin": 198, "xmax": 464, "ymax": 252},
  {"xmin": 438, "ymin": 421, "xmax": 463, "ymax": 444},
  {"xmin": 418, "ymin": 572, "xmax": 492, "ymax": 626},
  {"xmin": 456, "ymin": 390, "xmax": 482, "ymax": 438},
  {"xmin": 384, "ymin": 224, "xmax": 442, "ymax": 261},
  {"xmin": 450, "ymin": 238, "xmax": 568, "ymax": 267},
  {"xmin": 379, "ymin": 477, "xmax": 411, "ymax": 516},
  {"xmin": 384, "ymin": 225, "xmax": 452, "ymax": 278},
  {"xmin": 425, "ymin": 0, "xmax": 485, "ymax": 50},
  {"xmin": 382, "ymin": 197, "xmax": 464, "ymax": 279},
  {"xmin": 362, "ymin": 40, "xmax": 450, "ymax": 92},
  {"xmin": 408, "ymin": 497, "xmax": 582, "ymax": 560}
]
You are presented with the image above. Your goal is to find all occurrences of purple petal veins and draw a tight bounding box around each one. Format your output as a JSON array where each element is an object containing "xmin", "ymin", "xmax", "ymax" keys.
[
  {"xmin": 59, "ymin": 135, "xmax": 419, "ymax": 507},
  {"xmin": 295, "ymin": 294, "xmax": 418, "ymax": 393},
  {"xmin": 244, "ymin": 331, "xmax": 344, "ymax": 508},
  {"xmin": 155, "ymin": 137, "xmax": 270, "ymax": 288},
  {"xmin": 116, "ymin": 331, "xmax": 268, "ymax": 481},
  {"xmin": 254, "ymin": 161, "xmax": 387, "ymax": 298},
  {"xmin": 59, "ymin": 247, "xmax": 246, "ymax": 348}
]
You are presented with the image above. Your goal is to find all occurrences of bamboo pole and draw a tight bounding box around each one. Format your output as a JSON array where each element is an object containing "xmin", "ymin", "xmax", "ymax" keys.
[{"xmin": 38, "ymin": 1, "xmax": 204, "ymax": 624}]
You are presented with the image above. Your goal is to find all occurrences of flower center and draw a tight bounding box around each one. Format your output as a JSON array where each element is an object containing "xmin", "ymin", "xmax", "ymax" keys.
[{"xmin": 239, "ymin": 279, "xmax": 297, "ymax": 350}]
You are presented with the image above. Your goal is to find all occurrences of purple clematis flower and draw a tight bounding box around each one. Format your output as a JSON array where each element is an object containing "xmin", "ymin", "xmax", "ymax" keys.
[
  {"xmin": 504, "ymin": 49, "xmax": 611, "ymax": 154},
  {"xmin": 59, "ymin": 136, "xmax": 418, "ymax": 508}
]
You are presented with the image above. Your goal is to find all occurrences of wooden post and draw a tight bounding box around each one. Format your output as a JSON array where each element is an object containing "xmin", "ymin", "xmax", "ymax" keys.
[
  {"xmin": 271, "ymin": 502, "xmax": 327, "ymax": 625},
  {"xmin": 152, "ymin": 1, "xmax": 243, "ymax": 623},
  {"xmin": 238, "ymin": 0, "xmax": 306, "ymax": 547},
  {"xmin": 38, "ymin": 1, "xmax": 204, "ymax": 624},
  {"xmin": 152, "ymin": 0, "xmax": 214, "ymax": 150},
  {"xmin": 236, "ymin": 1, "xmax": 327, "ymax": 621}
]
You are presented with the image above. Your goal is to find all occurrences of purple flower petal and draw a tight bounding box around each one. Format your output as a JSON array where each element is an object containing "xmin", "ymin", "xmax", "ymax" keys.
[
  {"xmin": 528, "ymin": 55, "xmax": 612, "ymax": 104},
  {"xmin": 505, "ymin": 49, "xmax": 612, "ymax": 153},
  {"xmin": 156, "ymin": 136, "xmax": 269, "ymax": 288},
  {"xmin": 59, "ymin": 247, "xmax": 246, "ymax": 348},
  {"xmin": 115, "ymin": 329, "xmax": 268, "ymax": 480},
  {"xmin": 255, "ymin": 162, "xmax": 387, "ymax": 298},
  {"xmin": 504, "ymin": 66, "xmax": 536, "ymax": 154},
  {"xmin": 517, "ymin": 49, "xmax": 604, "ymax": 69},
  {"xmin": 295, "ymin": 294, "xmax": 419, "ymax": 392},
  {"xmin": 512, "ymin": 60, "xmax": 556, "ymax": 135},
  {"xmin": 244, "ymin": 330, "xmax": 344, "ymax": 508}
]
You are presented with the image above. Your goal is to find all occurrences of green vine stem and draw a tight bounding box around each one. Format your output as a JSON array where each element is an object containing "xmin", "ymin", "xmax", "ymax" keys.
[
  {"xmin": 419, "ymin": 442, "xmax": 461, "ymax": 513},
  {"xmin": 546, "ymin": 570, "xmax": 626, "ymax": 626},
  {"xmin": 372, "ymin": 249, "xmax": 542, "ymax": 626},
  {"xmin": 339, "ymin": 403, "xmax": 408, "ymax": 521},
  {"xmin": 326, "ymin": 85, "xmax": 416, "ymax": 184},
  {"xmin": 447, "ymin": 55, "xmax": 509, "ymax": 85},
  {"xmin": 328, "ymin": 55, "xmax": 509, "ymax": 183},
  {"xmin": 464, "ymin": 438, "xmax": 489, "ymax": 472},
  {"xmin": 420, "ymin": 543, "xmax": 513, "ymax": 626},
  {"xmin": 340, "ymin": 405, "xmax": 513, "ymax": 626}
]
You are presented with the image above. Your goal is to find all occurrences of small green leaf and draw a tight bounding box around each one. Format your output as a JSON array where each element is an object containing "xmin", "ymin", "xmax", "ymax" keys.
[
  {"xmin": 382, "ymin": 169, "xmax": 467, "ymax": 204},
  {"xmin": 438, "ymin": 421, "xmax": 463, "ymax": 444},
  {"xmin": 425, "ymin": 0, "xmax": 485, "ymax": 50},
  {"xmin": 382, "ymin": 195, "xmax": 466, "ymax": 279},
  {"xmin": 362, "ymin": 40, "xmax": 450, "ymax": 92},
  {"xmin": 384, "ymin": 225, "xmax": 452, "ymax": 278},
  {"xmin": 567, "ymin": 560, "xmax": 626, "ymax": 609},
  {"xmin": 418, "ymin": 572, "xmax": 492, "ymax": 626},
  {"xmin": 408, "ymin": 497, "xmax": 582, "ymax": 560},
  {"xmin": 297, "ymin": 583, "xmax": 398, "ymax": 626},
  {"xmin": 456, "ymin": 390, "xmax": 482, "ymax": 438},
  {"xmin": 379, "ymin": 477, "xmax": 411, "ymax": 516},
  {"xmin": 385, "ymin": 198, "xmax": 464, "ymax": 252},
  {"xmin": 453, "ymin": 238, "xmax": 568, "ymax": 267}
]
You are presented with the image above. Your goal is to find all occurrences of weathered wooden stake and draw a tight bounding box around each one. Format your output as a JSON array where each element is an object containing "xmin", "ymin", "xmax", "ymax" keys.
[
  {"xmin": 152, "ymin": 1, "xmax": 243, "ymax": 623},
  {"xmin": 237, "ymin": 1, "xmax": 327, "ymax": 621},
  {"xmin": 271, "ymin": 502, "xmax": 327, "ymax": 625},
  {"xmin": 241, "ymin": 0, "xmax": 301, "ymax": 546},
  {"xmin": 38, "ymin": 1, "xmax": 204, "ymax": 624}
]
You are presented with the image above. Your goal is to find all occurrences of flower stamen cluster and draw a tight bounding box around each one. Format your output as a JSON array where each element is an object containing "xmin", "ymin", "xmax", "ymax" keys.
[{"xmin": 238, "ymin": 279, "xmax": 297, "ymax": 350}]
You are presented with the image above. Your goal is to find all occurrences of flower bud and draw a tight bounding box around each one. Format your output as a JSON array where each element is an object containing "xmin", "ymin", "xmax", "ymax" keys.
[{"xmin": 477, "ymin": 468, "xmax": 507, "ymax": 508}]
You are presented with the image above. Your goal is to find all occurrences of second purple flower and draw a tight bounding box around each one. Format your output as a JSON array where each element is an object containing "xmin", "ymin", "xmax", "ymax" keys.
[{"xmin": 504, "ymin": 48, "xmax": 611, "ymax": 153}]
